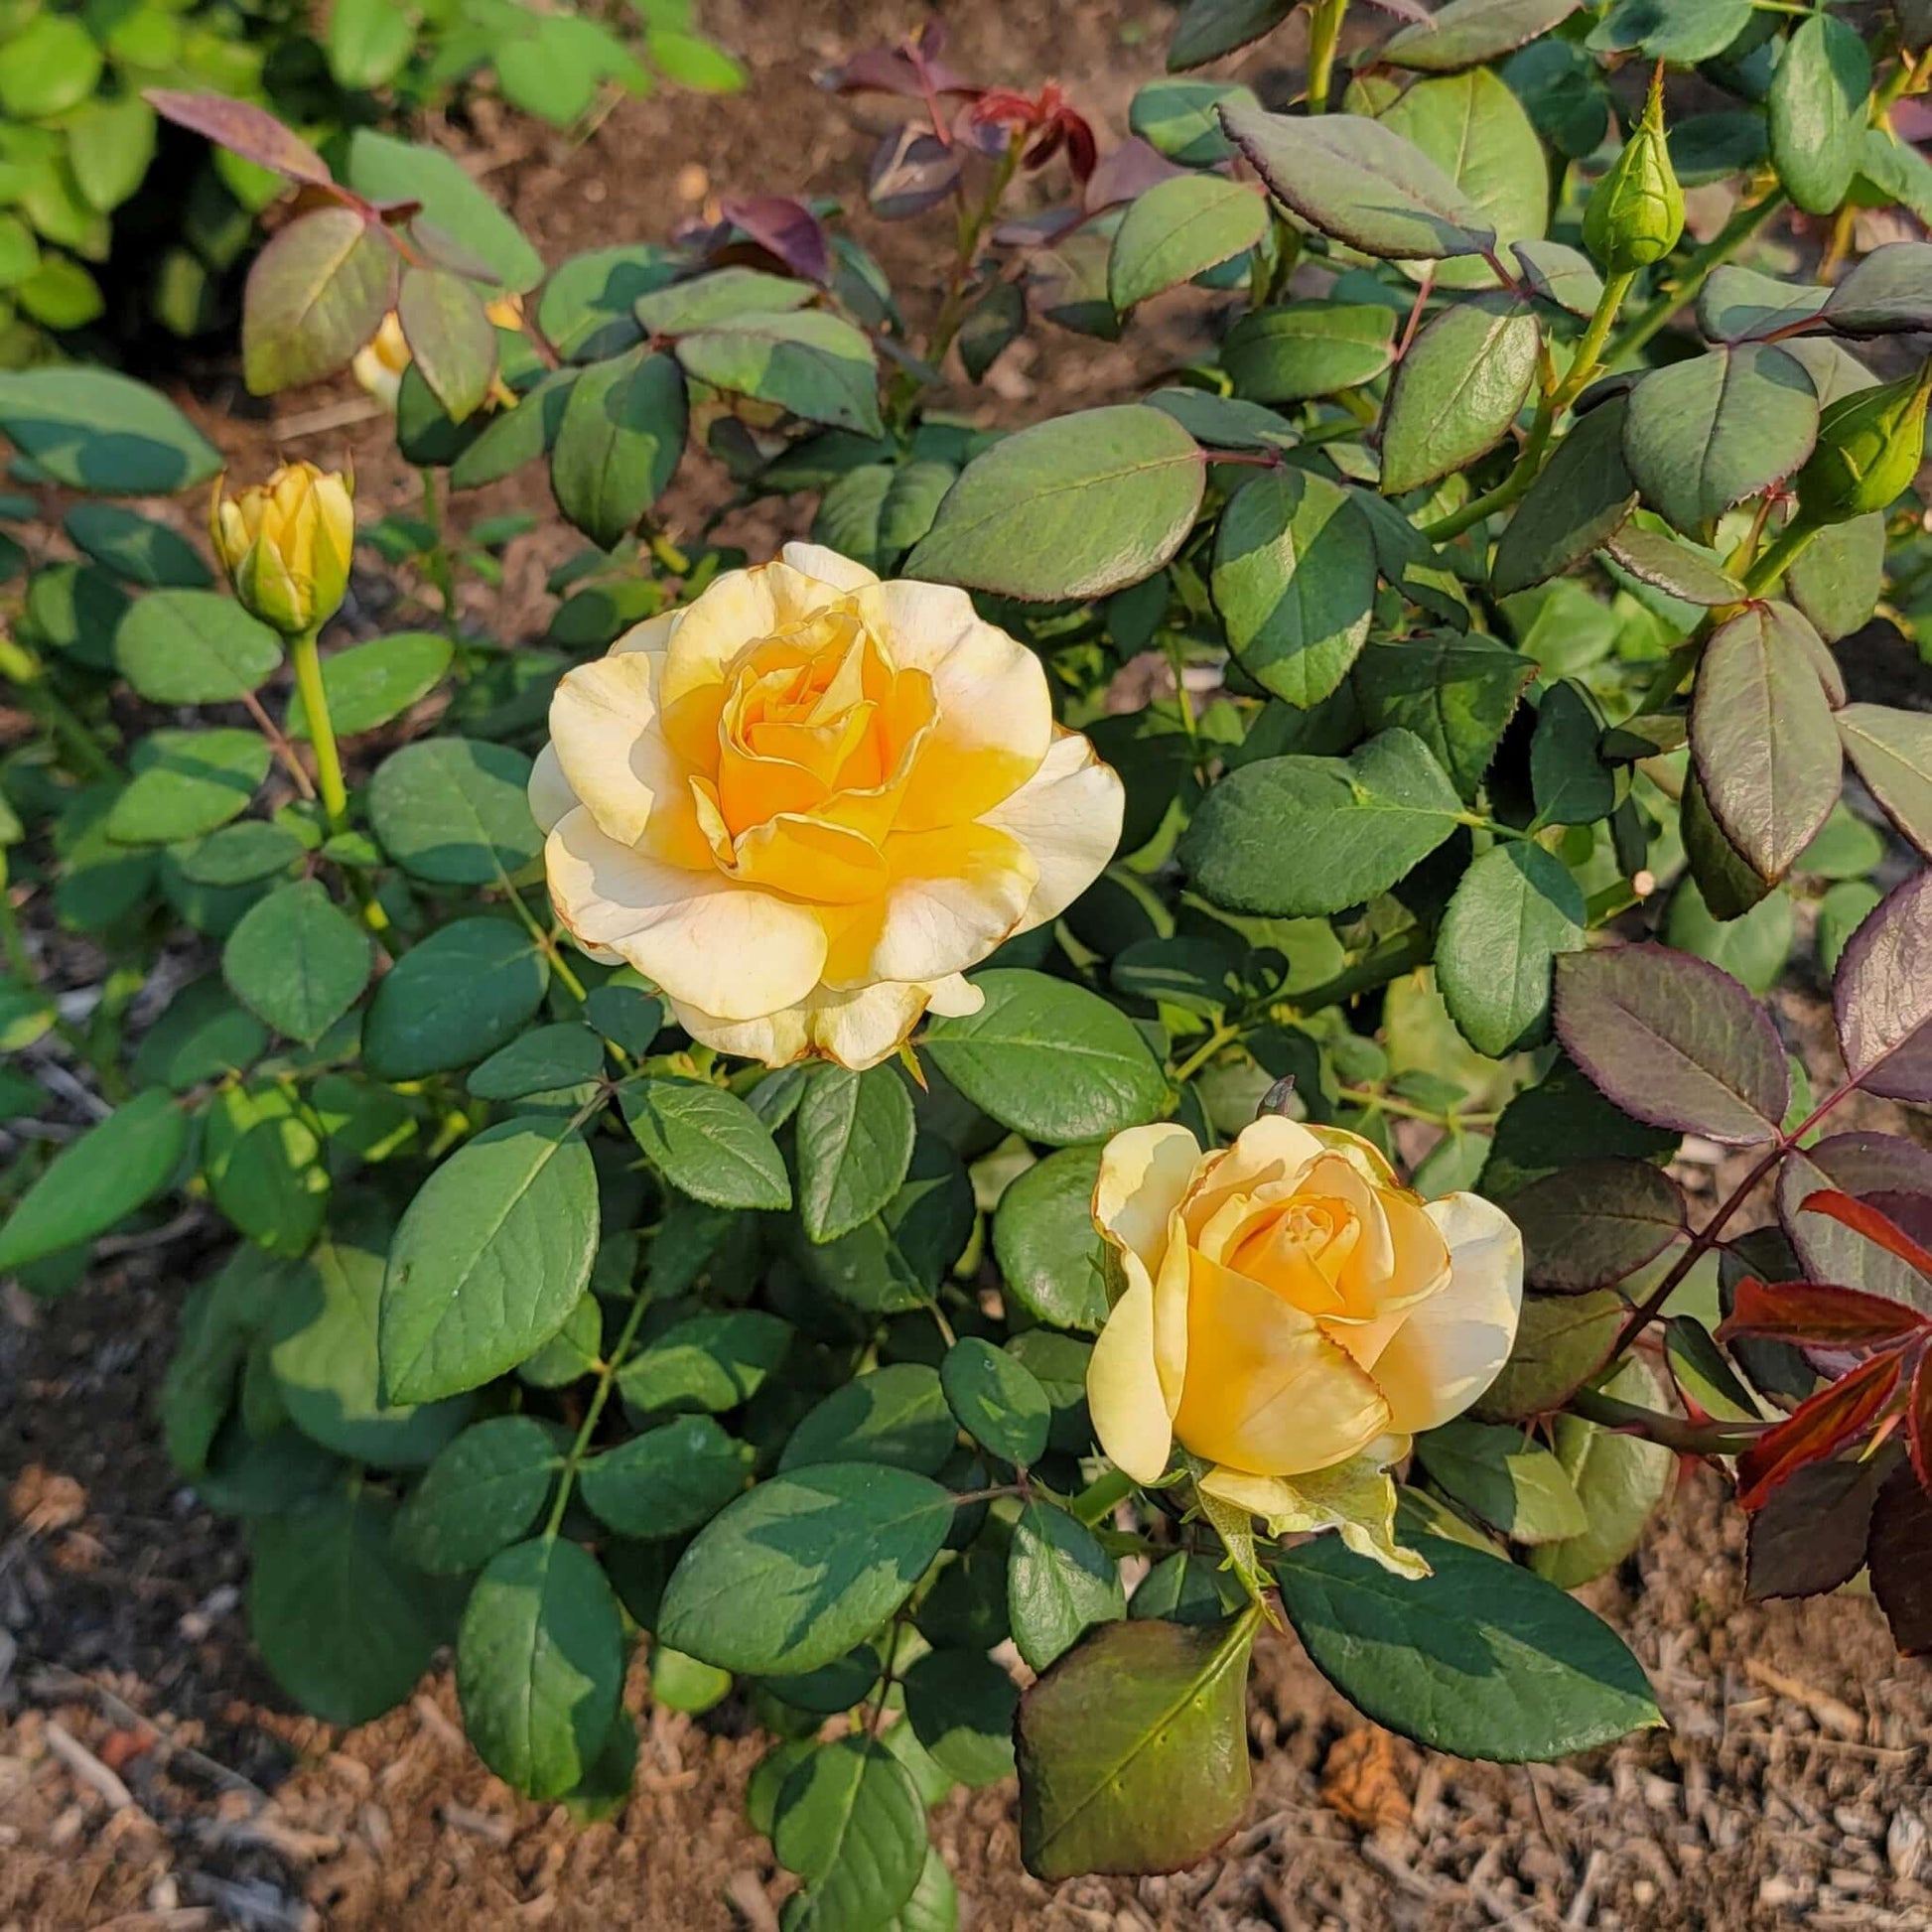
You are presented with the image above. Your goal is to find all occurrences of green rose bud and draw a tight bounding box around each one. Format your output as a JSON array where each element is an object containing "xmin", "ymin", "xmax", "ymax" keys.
[
  {"xmin": 1583, "ymin": 67, "xmax": 1684, "ymax": 275},
  {"xmin": 1796, "ymin": 361, "xmax": 1932, "ymax": 525}
]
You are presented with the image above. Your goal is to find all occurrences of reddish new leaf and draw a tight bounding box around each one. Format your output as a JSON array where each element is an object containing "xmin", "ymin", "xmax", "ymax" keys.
[
  {"xmin": 868, "ymin": 126, "xmax": 961, "ymax": 221},
  {"xmin": 1718, "ymin": 1276, "xmax": 1927, "ymax": 1348},
  {"xmin": 147, "ymin": 89, "xmax": 333, "ymax": 188},
  {"xmin": 1868, "ymin": 1460, "xmax": 1932, "ymax": 1653},
  {"xmin": 1833, "ymin": 867, "xmax": 1932, "ymax": 1103},
  {"xmin": 1735, "ymin": 1351, "xmax": 1902, "ymax": 1511},
  {"xmin": 1910, "ymin": 1350, "xmax": 1932, "ymax": 1494},
  {"xmin": 718, "ymin": 195, "xmax": 829, "ymax": 284},
  {"xmin": 1800, "ymin": 1189, "xmax": 1932, "ymax": 1283},
  {"xmin": 1745, "ymin": 1453, "xmax": 1891, "ymax": 1601}
]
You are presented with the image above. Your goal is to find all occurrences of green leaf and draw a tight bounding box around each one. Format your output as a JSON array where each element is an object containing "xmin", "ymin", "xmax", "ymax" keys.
[
  {"xmin": 450, "ymin": 368, "xmax": 580, "ymax": 489},
  {"xmin": 328, "ymin": 0, "xmax": 413, "ymax": 86},
  {"xmin": 796, "ymin": 1138, "xmax": 975, "ymax": 1314},
  {"xmin": 363, "ymin": 919, "xmax": 549, "ymax": 1081},
  {"xmin": 675, "ymin": 309, "xmax": 882, "ymax": 437},
  {"xmin": 620, "ymin": 1076, "xmax": 791, "ymax": 1209},
  {"xmin": 550, "ymin": 348, "xmax": 687, "ymax": 549},
  {"xmin": 242, "ymin": 207, "xmax": 393, "ymax": 394},
  {"xmin": 1622, "ymin": 345, "xmax": 1820, "ymax": 532},
  {"xmin": 1693, "ymin": 601, "xmax": 1843, "ymax": 880},
  {"xmin": 395, "ymin": 1416, "xmax": 561, "ymax": 1576},
  {"xmin": 780, "ymin": 1365, "xmax": 959, "ymax": 1476},
  {"xmin": 381, "ymin": 1115, "xmax": 599, "ymax": 1402},
  {"xmin": 458, "ymin": 1536, "xmax": 623, "ymax": 1799},
  {"xmin": 1180, "ymin": 728, "xmax": 1462, "ymax": 915},
  {"xmin": 1008, "ymin": 1499, "xmax": 1126, "ymax": 1671},
  {"xmin": 1382, "ymin": 0, "xmax": 1584, "ymax": 73},
  {"xmin": 1789, "ymin": 512, "xmax": 1883, "ymax": 643},
  {"xmin": 1601, "ymin": 525, "xmax": 1743, "ymax": 607},
  {"xmin": 1511, "ymin": 237, "xmax": 1603, "ymax": 317},
  {"xmin": 106, "ymin": 730, "xmax": 269, "ymax": 845},
  {"xmin": 1836, "ymin": 704, "xmax": 1932, "ymax": 856},
  {"xmin": 113, "ymin": 591, "xmax": 280, "ymax": 704},
  {"xmin": 1666, "ymin": 874, "xmax": 1795, "ymax": 996},
  {"xmin": 1530, "ymin": 1358, "xmax": 1675, "ymax": 1587},
  {"xmin": 536, "ymin": 243, "xmax": 676, "ymax": 360},
  {"xmin": 582, "ymin": 984, "xmax": 664, "ymax": 1054},
  {"xmin": 1275, "ymin": 1533, "xmax": 1660, "ymax": 1758},
  {"xmin": 1016, "ymin": 1611, "xmax": 1256, "ymax": 1880},
  {"xmin": 1220, "ymin": 98, "xmax": 1495, "ymax": 260},
  {"xmin": 1587, "ymin": 0, "xmax": 1751, "ymax": 64},
  {"xmin": 398, "ymin": 266, "xmax": 498, "ymax": 423},
  {"xmin": 902, "ymin": 1650, "xmax": 1019, "ymax": 1788},
  {"xmin": 1503, "ymin": 1157, "xmax": 1687, "ymax": 1291},
  {"xmin": 271, "ymin": 1204, "xmax": 474, "ymax": 1465},
  {"xmin": 0, "ymin": 15, "xmax": 100, "ymax": 119},
  {"xmin": 343, "ymin": 129, "xmax": 543, "ymax": 293},
  {"xmin": 1412, "ymin": 1418, "xmax": 1588, "ymax": 1543},
  {"xmin": 66, "ymin": 504, "xmax": 209, "ymax": 589},
  {"xmin": 1128, "ymin": 76, "xmax": 1257, "ymax": 163},
  {"xmin": 1531, "ymin": 688, "xmax": 1620, "ymax": 837},
  {"xmin": 132, "ymin": 974, "xmax": 267, "ymax": 1091},
  {"xmin": 1108, "ymin": 174, "xmax": 1267, "ymax": 310},
  {"xmin": 468, "ymin": 1023, "xmax": 605, "ymax": 1102},
  {"xmin": 1212, "ymin": 467, "xmax": 1376, "ymax": 707},
  {"xmin": 922, "ymin": 970, "xmax": 1170, "ymax": 1146},
  {"xmin": 796, "ymin": 1063, "xmax": 916, "ymax": 1243},
  {"xmin": 1380, "ymin": 68, "xmax": 1548, "ymax": 289},
  {"xmin": 1479, "ymin": 1062, "xmax": 1674, "ymax": 1203},
  {"xmin": 1696, "ymin": 264, "xmax": 1830, "ymax": 345},
  {"xmin": 367, "ymin": 737, "xmax": 542, "ymax": 886},
  {"xmin": 205, "ymin": 1078, "xmax": 329, "ymax": 1256},
  {"xmin": 772, "ymin": 1738, "xmax": 926, "ymax": 1930},
  {"xmin": 617, "ymin": 1310, "xmax": 791, "ymax": 1414},
  {"xmin": 1554, "ymin": 945, "xmax": 1788, "ymax": 1144},
  {"xmin": 1768, "ymin": 13, "xmax": 1870, "ymax": 216},
  {"xmin": 1821, "ymin": 238, "xmax": 1932, "ymax": 334},
  {"xmin": 905, "ymin": 405, "xmax": 1204, "ymax": 601},
  {"xmin": 941, "ymin": 1336, "xmax": 1050, "ymax": 1467},
  {"xmin": 222, "ymin": 881, "xmax": 371, "ymax": 1044},
  {"xmin": 657, "ymin": 1463, "xmax": 954, "ymax": 1675},
  {"xmin": 285, "ymin": 631, "xmax": 454, "ymax": 739},
  {"xmin": 1382, "ymin": 298, "xmax": 1539, "ymax": 492},
  {"xmin": 1221, "ymin": 302, "xmax": 1397, "ymax": 402},
  {"xmin": 1436, "ymin": 841, "xmax": 1585, "ymax": 1056},
  {"xmin": 1797, "ymin": 801, "xmax": 1884, "ymax": 881},
  {"xmin": 580, "ymin": 1415, "xmax": 753, "ymax": 1537},
  {"xmin": 991, "ymin": 1145, "xmax": 1111, "ymax": 1334},
  {"xmin": 1472, "ymin": 1287, "xmax": 1624, "ymax": 1421},
  {"xmin": 249, "ymin": 1491, "xmax": 446, "ymax": 1725},
  {"xmin": 634, "ymin": 267, "xmax": 812, "ymax": 335},
  {"xmin": 0, "ymin": 1088, "xmax": 186, "ymax": 1271},
  {"xmin": 1168, "ymin": 0, "xmax": 1295, "ymax": 69},
  {"xmin": 1490, "ymin": 395, "xmax": 1638, "ymax": 596},
  {"xmin": 1353, "ymin": 632, "xmax": 1535, "ymax": 799}
]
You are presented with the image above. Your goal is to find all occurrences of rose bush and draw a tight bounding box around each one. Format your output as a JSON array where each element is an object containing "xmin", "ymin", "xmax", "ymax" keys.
[
  {"xmin": 6, "ymin": 2, "xmax": 1932, "ymax": 1922},
  {"xmin": 532, "ymin": 542, "xmax": 1123, "ymax": 1068}
]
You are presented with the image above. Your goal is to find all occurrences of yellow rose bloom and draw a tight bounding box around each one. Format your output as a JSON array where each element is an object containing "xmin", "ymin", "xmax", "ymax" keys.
[
  {"xmin": 1087, "ymin": 1116, "xmax": 1523, "ymax": 1506},
  {"xmin": 208, "ymin": 461, "xmax": 354, "ymax": 638},
  {"xmin": 531, "ymin": 542, "xmax": 1125, "ymax": 1070}
]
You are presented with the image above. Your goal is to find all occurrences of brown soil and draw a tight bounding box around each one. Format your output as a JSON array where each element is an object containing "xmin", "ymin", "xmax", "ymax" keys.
[{"xmin": 7, "ymin": 4, "xmax": 1932, "ymax": 1930}]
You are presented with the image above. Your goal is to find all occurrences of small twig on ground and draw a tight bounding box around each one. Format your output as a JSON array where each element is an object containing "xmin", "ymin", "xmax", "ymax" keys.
[
  {"xmin": 1746, "ymin": 1660, "xmax": 1864, "ymax": 1740},
  {"xmin": 724, "ymin": 1870, "xmax": 780, "ymax": 1932},
  {"xmin": 45, "ymin": 1718, "xmax": 140, "ymax": 1814}
]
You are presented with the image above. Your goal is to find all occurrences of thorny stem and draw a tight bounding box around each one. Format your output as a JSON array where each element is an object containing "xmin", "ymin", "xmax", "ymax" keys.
[
  {"xmin": 1742, "ymin": 521, "xmax": 1823, "ymax": 596},
  {"xmin": 1551, "ymin": 267, "xmax": 1636, "ymax": 412},
  {"xmin": 1605, "ymin": 1078, "xmax": 1863, "ymax": 1365},
  {"xmin": 1568, "ymin": 1386, "xmax": 1768, "ymax": 1455},
  {"xmin": 919, "ymin": 138, "xmax": 1025, "ymax": 385},
  {"xmin": 419, "ymin": 470, "xmax": 461, "ymax": 633},
  {"xmin": 1305, "ymin": 0, "xmax": 1348, "ymax": 115},
  {"xmin": 1335, "ymin": 1085, "xmax": 1501, "ymax": 1129},
  {"xmin": 288, "ymin": 626, "xmax": 348, "ymax": 832},
  {"xmin": 545, "ymin": 1252, "xmax": 657, "ymax": 1538},
  {"xmin": 500, "ymin": 871, "xmax": 589, "ymax": 1003},
  {"xmin": 1419, "ymin": 397, "xmax": 1555, "ymax": 542},
  {"xmin": 1172, "ymin": 1020, "xmax": 1241, "ymax": 1086}
]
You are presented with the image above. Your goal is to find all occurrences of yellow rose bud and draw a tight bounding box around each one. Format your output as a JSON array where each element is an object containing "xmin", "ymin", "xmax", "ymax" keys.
[
  {"xmin": 1086, "ymin": 1117, "xmax": 1523, "ymax": 1490},
  {"xmin": 531, "ymin": 543, "xmax": 1126, "ymax": 1069},
  {"xmin": 209, "ymin": 461, "xmax": 355, "ymax": 638},
  {"xmin": 353, "ymin": 297, "xmax": 525, "ymax": 413}
]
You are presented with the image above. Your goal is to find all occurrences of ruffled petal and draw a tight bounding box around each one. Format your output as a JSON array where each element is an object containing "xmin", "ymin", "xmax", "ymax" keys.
[
  {"xmin": 979, "ymin": 730, "xmax": 1125, "ymax": 934},
  {"xmin": 1370, "ymin": 1193, "xmax": 1525, "ymax": 1434},
  {"xmin": 548, "ymin": 647, "xmax": 681, "ymax": 847},
  {"xmin": 1087, "ymin": 1268, "xmax": 1173, "ymax": 1484},
  {"xmin": 609, "ymin": 610, "xmax": 681, "ymax": 658},
  {"xmin": 661, "ymin": 561, "xmax": 851, "ymax": 709},
  {"xmin": 1173, "ymin": 1249, "xmax": 1392, "ymax": 1477},
  {"xmin": 1093, "ymin": 1123, "xmax": 1202, "ymax": 1278},
  {"xmin": 545, "ymin": 806, "xmax": 826, "ymax": 1020},
  {"xmin": 924, "ymin": 973, "xmax": 984, "ymax": 1019},
  {"xmin": 854, "ymin": 580, "xmax": 1053, "ymax": 828},
  {"xmin": 780, "ymin": 541, "xmax": 881, "ymax": 594},
  {"xmin": 670, "ymin": 977, "xmax": 945, "ymax": 1071}
]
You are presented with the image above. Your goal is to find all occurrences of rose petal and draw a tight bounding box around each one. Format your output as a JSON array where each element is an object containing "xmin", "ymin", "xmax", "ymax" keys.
[
  {"xmin": 673, "ymin": 976, "xmax": 940, "ymax": 1070},
  {"xmin": 1371, "ymin": 1192, "xmax": 1525, "ymax": 1434},
  {"xmin": 661, "ymin": 561, "xmax": 851, "ymax": 708},
  {"xmin": 1087, "ymin": 1268, "xmax": 1173, "ymax": 1484},
  {"xmin": 1173, "ymin": 1249, "xmax": 1391, "ymax": 1478},
  {"xmin": 528, "ymin": 741, "xmax": 578, "ymax": 835},
  {"xmin": 979, "ymin": 730, "xmax": 1125, "ymax": 934},
  {"xmin": 780, "ymin": 540, "xmax": 881, "ymax": 594},
  {"xmin": 1093, "ymin": 1123, "xmax": 1202, "ymax": 1277},
  {"xmin": 855, "ymin": 580, "xmax": 1053, "ymax": 827},
  {"xmin": 609, "ymin": 610, "xmax": 681, "ymax": 658},
  {"xmin": 549, "ymin": 647, "xmax": 682, "ymax": 846},
  {"xmin": 546, "ymin": 805, "xmax": 826, "ymax": 1020}
]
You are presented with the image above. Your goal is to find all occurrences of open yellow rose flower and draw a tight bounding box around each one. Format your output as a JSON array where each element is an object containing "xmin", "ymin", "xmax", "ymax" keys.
[
  {"xmin": 1087, "ymin": 1115, "xmax": 1523, "ymax": 1513},
  {"xmin": 532, "ymin": 542, "xmax": 1125, "ymax": 1069}
]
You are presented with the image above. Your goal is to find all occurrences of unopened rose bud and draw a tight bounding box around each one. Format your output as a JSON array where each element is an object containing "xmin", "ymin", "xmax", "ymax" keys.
[
  {"xmin": 1583, "ymin": 68, "xmax": 1684, "ymax": 275},
  {"xmin": 1796, "ymin": 361, "xmax": 1932, "ymax": 525},
  {"xmin": 209, "ymin": 461, "xmax": 354, "ymax": 637}
]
